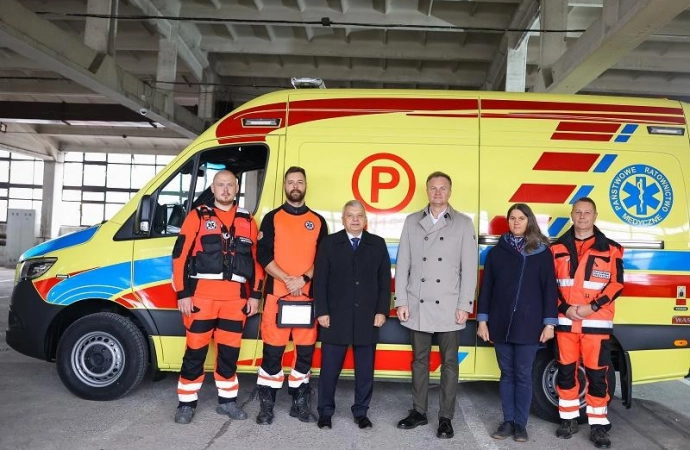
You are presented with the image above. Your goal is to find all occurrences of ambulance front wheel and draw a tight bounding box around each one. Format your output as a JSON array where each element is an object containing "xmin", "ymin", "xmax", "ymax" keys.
[
  {"xmin": 531, "ymin": 350, "xmax": 616, "ymax": 424},
  {"xmin": 56, "ymin": 312, "xmax": 149, "ymax": 400}
]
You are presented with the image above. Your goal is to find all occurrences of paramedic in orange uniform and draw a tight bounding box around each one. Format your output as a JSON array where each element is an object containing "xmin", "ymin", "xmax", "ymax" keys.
[
  {"xmin": 551, "ymin": 197, "xmax": 624, "ymax": 449},
  {"xmin": 171, "ymin": 170, "xmax": 263, "ymax": 424},
  {"xmin": 253, "ymin": 166, "xmax": 328, "ymax": 425}
]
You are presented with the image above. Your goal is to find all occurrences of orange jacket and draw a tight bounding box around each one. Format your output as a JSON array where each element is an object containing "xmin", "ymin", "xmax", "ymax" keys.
[
  {"xmin": 172, "ymin": 204, "xmax": 263, "ymax": 301},
  {"xmin": 551, "ymin": 226, "xmax": 624, "ymax": 334},
  {"xmin": 257, "ymin": 204, "xmax": 328, "ymax": 298}
]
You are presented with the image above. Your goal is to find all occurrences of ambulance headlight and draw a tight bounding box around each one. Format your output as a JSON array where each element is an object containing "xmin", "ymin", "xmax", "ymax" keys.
[{"xmin": 19, "ymin": 258, "xmax": 57, "ymax": 280}]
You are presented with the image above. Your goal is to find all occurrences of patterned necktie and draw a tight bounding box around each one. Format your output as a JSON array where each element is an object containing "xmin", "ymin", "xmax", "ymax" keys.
[{"xmin": 351, "ymin": 237, "xmax": 360, "ymax": 251}]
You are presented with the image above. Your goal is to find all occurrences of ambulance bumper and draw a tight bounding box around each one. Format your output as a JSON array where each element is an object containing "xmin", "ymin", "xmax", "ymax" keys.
[{"xmin": 5, "ymin": 280, "xmax": 60, "ymax": 361}]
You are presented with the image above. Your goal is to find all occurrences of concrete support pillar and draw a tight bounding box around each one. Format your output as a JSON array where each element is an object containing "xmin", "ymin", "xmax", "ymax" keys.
[
  {"xmin": 534, "ymin": 0, "xmax": 568, "ymax": 91},
  {"xmin": 84, "ymin": 0, "xmax": 117, "ymax": 55},
  {"xmin": 157, "ymin": 37, "xmax": 179, "ymax": 116},
  {"xmin": 40, "ymin": 153, "xmax": 64, "ymax": 240},
  {"xmin": 505, "ymin": 39, "xmax": 528, "ymax": 92},
  {"xmin": 198, "ymin": 72, "xmax": 216, "ymax": 122}
]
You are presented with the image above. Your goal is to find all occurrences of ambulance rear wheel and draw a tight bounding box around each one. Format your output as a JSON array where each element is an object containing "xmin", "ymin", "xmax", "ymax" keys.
[
  {"xmin": 532, "ymin": 350, "xmax": 616, "ymax": 424},
  {"xmin": 532, "ymin": 350, "xmax": 587, "ymax": 423},
  {"xmin": 56, "ymin": 312, "xmax": 148, "ymax": 400}
]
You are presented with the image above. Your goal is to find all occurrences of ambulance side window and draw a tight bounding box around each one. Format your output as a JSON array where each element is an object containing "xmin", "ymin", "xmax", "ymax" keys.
[
  {"xmin": 189, "ymin": 145, "xmax": 268, "ymax": 214},
  {"xmin": 152, "ymin": 159, "xmax": 194, "ymax": 236},
  {"xmin": 150, "ymin": 145, "xmax": 267, "ymax": 237}
]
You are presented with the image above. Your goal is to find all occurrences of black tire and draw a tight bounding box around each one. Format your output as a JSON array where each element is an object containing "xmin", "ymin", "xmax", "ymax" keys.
[
  {"xmin": 56, "ymin": 312, "xmax": 148, "ymax": 401},
  {"xmin": 531, "ymin": 350, "xmax": 616, "ymax": 424}
]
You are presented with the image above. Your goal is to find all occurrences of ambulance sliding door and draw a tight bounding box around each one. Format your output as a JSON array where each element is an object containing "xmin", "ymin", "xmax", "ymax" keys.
[{"xmin": 285, "ymin": 100, "xmax": 479, "ymax": 378}]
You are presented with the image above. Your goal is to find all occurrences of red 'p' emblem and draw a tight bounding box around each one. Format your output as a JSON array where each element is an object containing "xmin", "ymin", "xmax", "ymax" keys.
[{"xmin": 352, "ymin": 153, "xmax": 416, "ymax": 213}]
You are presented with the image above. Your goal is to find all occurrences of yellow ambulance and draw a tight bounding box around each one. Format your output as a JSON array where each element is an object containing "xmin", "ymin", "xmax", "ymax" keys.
[{"xmin": 6, "ymin": 89, "xmax": 690, "ymax": 422}]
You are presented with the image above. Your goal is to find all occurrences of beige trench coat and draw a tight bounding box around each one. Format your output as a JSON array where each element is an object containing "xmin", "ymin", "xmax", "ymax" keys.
[{"xmin": 394, "ymin": 205, "xmax": 478, "ymax": 332}]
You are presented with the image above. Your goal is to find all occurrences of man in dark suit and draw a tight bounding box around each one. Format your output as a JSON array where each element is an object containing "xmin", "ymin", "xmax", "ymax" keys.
[{"xmin": 313, "ymin": 200, "xmax": 392, "ymax": 429}]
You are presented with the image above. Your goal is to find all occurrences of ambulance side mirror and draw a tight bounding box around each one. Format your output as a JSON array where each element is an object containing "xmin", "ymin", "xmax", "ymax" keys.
[{"xmin": 134, "ymin": 194, "xmax": 155, "ymax": 235}]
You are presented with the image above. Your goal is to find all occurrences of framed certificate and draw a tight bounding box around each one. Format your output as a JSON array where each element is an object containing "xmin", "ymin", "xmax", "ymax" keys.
[{"xmin": 276, "ymin": 299, "xmax": 314, "ymax": 328}]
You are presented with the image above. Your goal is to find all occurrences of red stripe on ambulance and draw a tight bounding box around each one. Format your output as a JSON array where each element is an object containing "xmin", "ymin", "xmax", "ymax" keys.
[
  {"xmin": 509, "ymin": 184, "xmax": 576, "ymax": 203},
  {"xmin": 533, "ymin": 152, "xmax": 600, "ymax": 172}
]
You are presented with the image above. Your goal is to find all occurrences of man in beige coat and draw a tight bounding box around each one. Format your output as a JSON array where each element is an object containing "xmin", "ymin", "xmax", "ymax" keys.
[{"xmin": 395, "ymin": 171, "xmax": 478, "ymax": 439}]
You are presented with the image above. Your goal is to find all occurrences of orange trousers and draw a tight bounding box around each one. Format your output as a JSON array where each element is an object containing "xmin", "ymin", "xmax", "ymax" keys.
[
  {"xmin": 177, "ymin": 296, "xmax": 246, "ymax": 403},
  {"xmin": 556, "ymin": 332, "xmax": 611, "ymax": 426}
]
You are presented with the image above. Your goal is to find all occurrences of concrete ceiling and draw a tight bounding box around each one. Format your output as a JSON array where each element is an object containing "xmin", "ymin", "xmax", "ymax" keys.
[{"xmin": 1, "ymin": 0, "xmax": 690, "ymax": 160}]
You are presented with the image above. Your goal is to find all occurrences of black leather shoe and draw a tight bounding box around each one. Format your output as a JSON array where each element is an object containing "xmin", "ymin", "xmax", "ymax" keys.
[
  {"xmin": 397, "ymin": 410, "xmax": 428, "ymax": 429},
  {"xmin": 354, "ymin": 416, "xmax": 372, "ymax": 429},
  {"xmin": 437, "ymin": 417, "xmax": 454, "ymax": 439},
  {"xmin": 317, "ymin": 415, "xmax": 332, "ymax": 429}
]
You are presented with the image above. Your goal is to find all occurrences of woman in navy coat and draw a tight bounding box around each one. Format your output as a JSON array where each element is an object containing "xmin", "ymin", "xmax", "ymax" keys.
[{"xmin": 477, "ymin": 203, "xmax": 558, "ymax": 443}]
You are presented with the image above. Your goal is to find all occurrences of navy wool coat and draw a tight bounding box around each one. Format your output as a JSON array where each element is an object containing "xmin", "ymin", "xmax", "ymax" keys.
[
  {"xmin": 477, "ymin": 234, "xmax": 558, "ymax": 345},
  {"xmin": 313, "ymin": 230, "xmax": 391, "ymax": 346}
]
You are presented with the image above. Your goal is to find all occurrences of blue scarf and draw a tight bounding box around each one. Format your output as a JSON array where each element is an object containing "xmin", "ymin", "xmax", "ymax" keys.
[{"xmin": 506, "ymin": 233, "xmax": 526, "ymax": 253}]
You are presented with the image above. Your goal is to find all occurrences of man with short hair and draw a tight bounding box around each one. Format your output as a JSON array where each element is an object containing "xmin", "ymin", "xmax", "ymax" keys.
[
  {"xmin": 395, "ymin": 171, "xmax": 478, "ymax": 439},
  {"xmin": 172, "ymin": 170, "xmax": 263, "ymax": 424},
  {"xmin": 313, "ymin": 200, "xmax": 391, "ymax": 429},
  {"xmin": 552, "ymin": 197, "xmax": 624, "ymax": 449},
  {"xmin": 253, "ymin": 166, "xmax": 328, "ymax": 425}
]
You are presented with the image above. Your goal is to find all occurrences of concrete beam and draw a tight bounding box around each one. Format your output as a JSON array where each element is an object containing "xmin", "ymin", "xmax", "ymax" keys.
[
  {"xmin": 180, "ymin": 2, "xmax": 520, "ymax": 31},
  {"xmin": 582, "ymin": 73, "xmax": 690, "ymax": 97},
  {"xmin": 534, "ymin": 0, "xmax": 568, "ymax": 92},
  {"xmin": 0, "ymin": 0, "xmax": 205, "ymax": 138},
  {"xmin": 542, "ymin": 0, "xmax": 690, "ymax": 93},
  {"xmin": 0, "ymin": 123, "xmax": 57, "ymax": 160},
  {"xmin": 35, "ymin": 124, "xmax": 185, "ymax": 139},
  {"xmin": 482, "ymin": 0, "xmax": 539, "ymax": 90},
  {"xmin": 201, "ymin": 35, "xmax": 497, "ymax": 62},
  {"xmin": 0, "ymin": 79, "xmax": 100, "ymax": 98},
  {"xmin": 59, "ymin": 144, "xmax": 182, "ymax": 155},
  {"xmin": 613, "ymin": 55, "xmax": 690, "ymax": 73},
  {"xmin": 157, "ymin": 38, "xmax": 179, "ymax": 116},
  {"xmin": 197, "ymin": 72, "xmax": 216, "ymax": 122},
  {"xmin": 127, "ymin": 0, "xmax": 209, "ymax": 81},
  {"xmin": 214, "ymin": 60, "xmax": 485, "ymax": 86},
  {"xmin": 84, "ymin": 0, "xmax": 115, "ymax": 54}
]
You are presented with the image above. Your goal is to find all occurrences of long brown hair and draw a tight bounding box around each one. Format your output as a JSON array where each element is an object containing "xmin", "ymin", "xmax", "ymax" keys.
[{"xmin": 506, "ymin": 203, "xmax": 550, "ymax": 253}]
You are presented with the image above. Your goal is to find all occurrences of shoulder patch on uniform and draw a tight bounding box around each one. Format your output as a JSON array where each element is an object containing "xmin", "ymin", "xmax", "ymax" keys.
[
  {"xmin": 305, "ymin": 220, "xmax": 315, "ymax": 230},
  {"xmin": 205, "ymin": 220, "xmax": 217, "ymax": 230}
]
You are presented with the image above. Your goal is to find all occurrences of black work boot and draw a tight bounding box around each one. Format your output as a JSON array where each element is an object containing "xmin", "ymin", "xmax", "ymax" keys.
[
  {"xmin": 290, "ymin": 384, "xmax": 317, "ymax": 423},
  {"xmin": 255, "ymin": 386, "xmax": 275, "ymax": 425},
  {"xmin": 590, "ymin": 425, "xmax": 611, "ymax": 449},
  {"xmin": 556, "ymin": 419, "xmax": 579, "ymax": 439}
]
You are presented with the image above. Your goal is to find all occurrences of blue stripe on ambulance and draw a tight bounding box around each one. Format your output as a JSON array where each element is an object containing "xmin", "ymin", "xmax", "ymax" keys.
[
  {"xmin": 614, "ymin": 124, "xmax": 639, "ymax": 143},
  {"xmin": 388, "ymin": 242, "xmax": 690, "ymax": 272},
  {"xmin": 42, "ymin": 247, "xmax": 690, "ymax": 306},
  {"xmin": 569, "ymin": 185, "xmax": 594, "ymax": 203},
  {"xmin": 133, "ymin": 256, "xmax": 172, "ymax": 285},
  {"xmin": 21, "ymin": 226, "xmax": 99, "ymax": 260},
  {"xmin": 548, "ymin": 217, "xmax": 570, "ymax": 237},
  {"xmin": 593, "ymin": 154, "xmax": 617, "ymax": 173},
  {"xmin": 47, "ymin": 261, "xmax": 130, "ymax": 305}
]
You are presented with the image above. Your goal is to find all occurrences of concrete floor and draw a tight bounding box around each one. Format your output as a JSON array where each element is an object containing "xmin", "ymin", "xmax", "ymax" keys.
[{"xmin": 1, "ymin": 268, "xmax": 689, "ymax": 450}]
